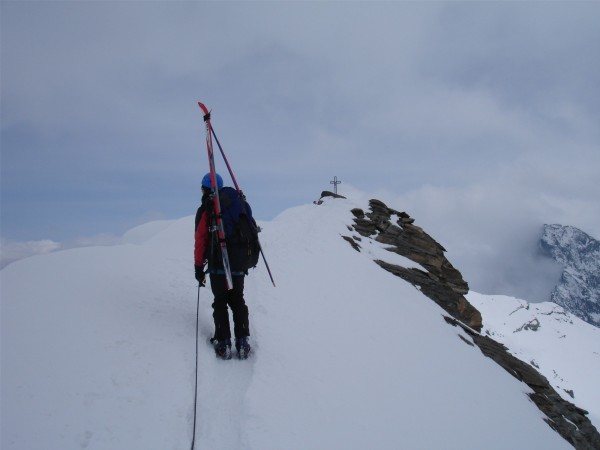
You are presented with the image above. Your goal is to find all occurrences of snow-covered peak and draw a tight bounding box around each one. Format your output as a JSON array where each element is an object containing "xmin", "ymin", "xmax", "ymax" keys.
[{"xmin": 540, "ymin": 224, "xmax": 600, "ymax": 327}]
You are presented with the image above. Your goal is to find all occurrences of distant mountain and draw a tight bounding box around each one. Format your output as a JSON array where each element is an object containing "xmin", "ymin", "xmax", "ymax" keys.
[{"xmin": 540, "ymin": 224, "xmax": 600, "ymax": 328}]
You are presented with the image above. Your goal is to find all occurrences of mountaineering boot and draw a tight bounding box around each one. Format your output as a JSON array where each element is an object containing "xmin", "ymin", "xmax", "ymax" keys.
[
  {"xmin": 211, "ymin": 338, "xmax": 232, "ymax": 360},
  {"xmin": 236, "ymin": 336, "xmax": 251, "ymax": 360}
]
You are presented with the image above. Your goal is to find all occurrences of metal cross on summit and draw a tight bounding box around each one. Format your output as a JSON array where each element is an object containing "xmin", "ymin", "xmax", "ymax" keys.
[{"xmin": 330, "ymin": 176, "xmax": 341, "ymax": 195}]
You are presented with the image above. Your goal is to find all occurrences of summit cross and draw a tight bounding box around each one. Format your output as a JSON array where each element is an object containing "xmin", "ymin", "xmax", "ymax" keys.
[{"xmin": 330, "ymin": 176, "xmax": 341, "ymax": 195}]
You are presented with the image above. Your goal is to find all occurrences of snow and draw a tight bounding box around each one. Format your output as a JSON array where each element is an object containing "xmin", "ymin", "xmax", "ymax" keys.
[
  {"xmin": 1, "ymin": 196, "xmax": 574, "ymax": 449},
  {"xmin": 468, "ymin": 291, "xmax": 600, "ymax": 429}
]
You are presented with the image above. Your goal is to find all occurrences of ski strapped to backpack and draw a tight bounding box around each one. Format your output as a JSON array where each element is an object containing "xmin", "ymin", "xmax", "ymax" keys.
[
  {"xmin": 199, "ymin": 103, "xmax": 233, "ymax": 290},
  {"xmin": 198, "ymin": 101, "xmax": 276, "ymax": 287}
]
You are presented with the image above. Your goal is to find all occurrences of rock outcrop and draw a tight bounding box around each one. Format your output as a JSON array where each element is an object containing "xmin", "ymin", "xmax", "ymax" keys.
[
  {"xmin": 346, "ymin": 198, "xmax": 481, "ymax": 331},
  {"xmin": 316, "ymin": 190, "xmax": 347, "ymax": 202}
]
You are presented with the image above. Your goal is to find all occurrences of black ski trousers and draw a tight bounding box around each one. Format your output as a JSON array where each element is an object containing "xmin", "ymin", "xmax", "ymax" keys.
[{"xmin": 210, "ymin": 274, "xmax": 249, "ymax": 341}]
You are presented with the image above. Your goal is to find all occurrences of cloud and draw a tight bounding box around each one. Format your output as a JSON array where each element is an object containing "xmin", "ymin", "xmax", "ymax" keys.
[
  {"xmin": 386, "ymin": 170, "xmax": 599, "ymax": 302},
  {"xmin": 0, "ymin": 233, "xmax": 129, "ymax": 269},
  {"xmin": 0, "ymin": 239, "xmax": 61, "ymax": 269}
]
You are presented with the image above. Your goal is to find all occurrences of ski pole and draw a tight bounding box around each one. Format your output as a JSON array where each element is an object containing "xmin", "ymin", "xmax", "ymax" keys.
[
  {"xmin": 258, "ymin": 241, "xmax": 276, "ymax": 287},
  {"xmin": 210, "ymin": 125, "xmax": 241, "ymax": 192}
]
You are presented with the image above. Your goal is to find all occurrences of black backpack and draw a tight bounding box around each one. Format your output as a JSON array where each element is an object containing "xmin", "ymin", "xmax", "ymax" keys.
[{"xmin": 219, "ymin": 187, "xmax": 261, "ymax": 271}]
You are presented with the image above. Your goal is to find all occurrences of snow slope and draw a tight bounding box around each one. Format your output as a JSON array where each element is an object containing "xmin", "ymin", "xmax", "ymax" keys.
[
  {"xmin": 2, "ymin": 196, "xmax": 573, "ymax": 449},
  {"xmin": 467, "ymin": 292, "xmax": 600, "ymax": 429}
]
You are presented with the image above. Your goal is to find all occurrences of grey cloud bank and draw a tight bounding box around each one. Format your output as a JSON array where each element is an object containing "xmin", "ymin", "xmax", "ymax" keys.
[{"xmin": 1, "ymin": 2, "xmax": 599, "ymax": 299}]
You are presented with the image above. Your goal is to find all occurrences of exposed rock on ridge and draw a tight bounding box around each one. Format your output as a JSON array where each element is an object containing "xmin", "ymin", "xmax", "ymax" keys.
[
  {"xmin": 317, "ymin": 190, "xmax": 347, "ymax": 202},
  {"xmin": 347, "ymin": 198, "xmax": 481, "ymax": 331}
]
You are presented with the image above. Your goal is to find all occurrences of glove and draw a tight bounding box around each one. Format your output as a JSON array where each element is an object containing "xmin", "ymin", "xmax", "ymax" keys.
[{"xmin": 195, "ymin": 265, "xmax": 206, "ymax": 286}]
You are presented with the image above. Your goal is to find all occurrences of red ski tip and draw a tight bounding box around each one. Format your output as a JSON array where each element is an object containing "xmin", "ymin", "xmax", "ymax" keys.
[{"xmin": 198, "ymin": 102, "xmax": 209, "ymax": 115}]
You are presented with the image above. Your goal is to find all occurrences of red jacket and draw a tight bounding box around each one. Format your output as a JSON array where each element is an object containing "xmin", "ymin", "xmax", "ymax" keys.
[{"xmin": 194, "ymin": 210, "xmax": 209, "ymax": 267}]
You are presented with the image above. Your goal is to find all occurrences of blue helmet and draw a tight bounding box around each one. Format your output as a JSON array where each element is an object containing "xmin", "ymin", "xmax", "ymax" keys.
[{"xmin": 201, "ymin": 172, "xmax": 223, "ymax": 190}]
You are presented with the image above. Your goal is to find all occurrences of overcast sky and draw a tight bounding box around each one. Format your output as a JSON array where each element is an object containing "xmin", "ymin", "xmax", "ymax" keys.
[{"xmin": 2, "ymin": 1, "xmax": 599, "ymax": 299}]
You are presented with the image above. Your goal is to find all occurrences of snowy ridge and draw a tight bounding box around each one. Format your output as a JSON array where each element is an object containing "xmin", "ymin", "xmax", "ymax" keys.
[
  {"xmin": 467, "ymin": 292, "xmax": 600, "ymax": 430},
  {"xmin": 1, "ymin": 196, "xmax": 580, "ymax": 449}
]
